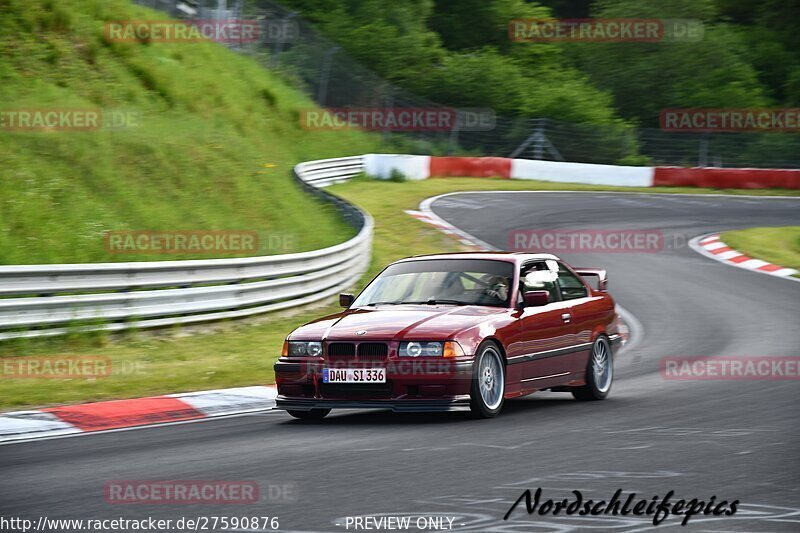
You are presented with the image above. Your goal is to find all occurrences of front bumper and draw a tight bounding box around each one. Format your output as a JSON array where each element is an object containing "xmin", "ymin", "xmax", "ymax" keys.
[
  {"xmin": 274, "ymin": 358, "xmax": 475, "ymax": 410},
  {"xmin": 275, "ymin": 395, "xmax": 472, "ymax": 412}
]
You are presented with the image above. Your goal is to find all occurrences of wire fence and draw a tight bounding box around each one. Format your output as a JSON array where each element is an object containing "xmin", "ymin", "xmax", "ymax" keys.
[{"xmin": 133, "ymin": 0, "xmax": 800, "ymax": 168}]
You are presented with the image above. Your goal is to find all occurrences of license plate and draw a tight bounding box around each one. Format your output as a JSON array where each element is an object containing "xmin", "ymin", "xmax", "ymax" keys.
[{"xmin": 323, "ymin": 368, "xmax": 386, "ymax": 383}]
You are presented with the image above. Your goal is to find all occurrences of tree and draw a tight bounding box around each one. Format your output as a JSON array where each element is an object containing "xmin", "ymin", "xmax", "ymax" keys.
[{"xmin": 568, "ymin": 0, "xmax": 768, "ymax": 126}]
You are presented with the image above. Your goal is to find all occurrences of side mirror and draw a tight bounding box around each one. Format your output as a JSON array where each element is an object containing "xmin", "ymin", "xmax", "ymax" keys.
[
  {"xmin": 574, "ymin": 268, "xmax": 608, "ymax": 292},
  {"xmin": 523, "ymin": 290, "xmax": 550, "ymax": 307},
  {"xmin": 339, "ymin": 293, "xmax": 355, "ymax": 308}
]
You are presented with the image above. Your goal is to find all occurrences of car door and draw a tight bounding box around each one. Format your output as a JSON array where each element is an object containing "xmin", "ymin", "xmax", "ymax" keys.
[
  {"xmin": 554, "ymin": 261, "xmax": 596, "ymax": 378},
  {"xmin": 505, "ymin": 261, "xmax": 575, "ymax": 391}
]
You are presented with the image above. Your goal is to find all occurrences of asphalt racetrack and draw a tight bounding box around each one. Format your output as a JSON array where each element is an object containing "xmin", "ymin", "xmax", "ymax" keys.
[{"xmin": 2, "ymin": 192, "xmax": 800, "ymax": 532}]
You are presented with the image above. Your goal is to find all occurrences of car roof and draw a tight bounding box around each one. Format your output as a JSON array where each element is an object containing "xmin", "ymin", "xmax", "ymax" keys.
[{"xmin": 395, "ymin": 251, "xmax": 561, "ymax": 265}]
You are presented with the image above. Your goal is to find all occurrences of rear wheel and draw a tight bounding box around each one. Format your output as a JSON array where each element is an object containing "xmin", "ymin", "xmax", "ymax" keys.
[
  {"xmin": 470, "ymin": 342, "xmax": 506, "ymax": 418},
  {"xmin": 287, "ymin": 409, "xmax": 330, "ymax": 421},
  {"xmin": 571, "ymin": 335, "xmax": 613, "ymax": 401}
]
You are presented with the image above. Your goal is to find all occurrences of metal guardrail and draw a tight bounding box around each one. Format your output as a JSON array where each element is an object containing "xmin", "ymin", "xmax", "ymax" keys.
[{"xmin": 0, "ymin": 156, "xmax": 371, "ymax": 340}]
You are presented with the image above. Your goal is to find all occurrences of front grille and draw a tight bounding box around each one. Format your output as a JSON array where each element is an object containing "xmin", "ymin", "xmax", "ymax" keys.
[
  {"xmin": 327, "ymin": 342, "xmax": 355, "ymax": 359},
  {"xmin": 326, "ymin": 342, "xmax": 388, "ymax": 362},
  {"xmin": 357, "ymin": 343, "xmax": 388, "ymax": 361}
]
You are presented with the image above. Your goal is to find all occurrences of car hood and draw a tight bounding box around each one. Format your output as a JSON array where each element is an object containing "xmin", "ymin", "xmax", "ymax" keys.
[{"xmin": 289, "ymin": 305, "xmax": 507, "ymax": 341}]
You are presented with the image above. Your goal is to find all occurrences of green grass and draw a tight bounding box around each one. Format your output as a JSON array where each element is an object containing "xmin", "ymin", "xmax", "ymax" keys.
[
  {"xmin": 0, "ymin": 0, "xmax": 384, "ymax": 263},
  {"xmin": 722, "ymin": 226, "xmax": 800, "ymax": 275},
  {"xmin": 3, "ymin": 175, "xmax": 799, "ymax": 410}
]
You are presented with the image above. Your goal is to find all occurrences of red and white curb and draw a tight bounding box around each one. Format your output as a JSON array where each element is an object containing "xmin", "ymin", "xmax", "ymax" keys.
[
  {"xmin": 0, "ymin": 385, "xmax": 277, "ymax": 444},
  {"xmin": 405, "ymin": 195, "xmax": 494, "ymax": 251},
  {"xmin": 404, "ymin": 209, "xmax": 483, "ymax": 250},
  {"xmin": 691, "ymin": 234, "xmax": 798, "ymax": 279}
]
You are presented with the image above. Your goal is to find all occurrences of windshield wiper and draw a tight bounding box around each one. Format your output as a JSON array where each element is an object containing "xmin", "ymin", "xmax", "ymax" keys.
[
  {"xmin": 400, "ymin": 299, "xmax": 471, "ymax": 306},
  {"xmin": 366, "ymin": 299, "xmax": 473, "ymax": 306}
]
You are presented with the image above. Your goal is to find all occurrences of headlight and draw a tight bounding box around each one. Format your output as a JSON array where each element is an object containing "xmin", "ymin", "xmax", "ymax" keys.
[
  {"xmin": 285, "ymin": 341, "xmax": 322, "ymax": 357},
  {"xmin": 399, "ymin": 341, "xmax": 465, "ymax": 357},
  {"xmin": 399, "ymin": 341, "xmax": 443, "ymax": 357}
]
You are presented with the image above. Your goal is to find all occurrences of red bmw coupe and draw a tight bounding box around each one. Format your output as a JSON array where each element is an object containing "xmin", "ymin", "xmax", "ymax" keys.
[{"xmin": 274, "ymin": 252, "xmax": 622, "ymax": 419}]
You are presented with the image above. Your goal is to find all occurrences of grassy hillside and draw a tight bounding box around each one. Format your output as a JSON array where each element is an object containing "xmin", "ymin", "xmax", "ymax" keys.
[
  {"xmin": 722, "ymin": 227, "xmax": 800, "ymax": 276},
  {"xmin": 0, "ymin": 0, "xmax": 382, "ymax": 263}
]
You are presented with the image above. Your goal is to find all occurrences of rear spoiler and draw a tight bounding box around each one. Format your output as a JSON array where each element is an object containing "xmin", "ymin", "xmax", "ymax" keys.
[{"xmin": 574, "ymin": 268, "xmax": 608, "ymax": 291}]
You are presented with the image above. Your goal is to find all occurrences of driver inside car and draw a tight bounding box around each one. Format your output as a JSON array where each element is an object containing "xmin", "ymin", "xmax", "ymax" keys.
[{"xmin": 481, "ymin": 274, "xmax": 510, "ymax": 303}]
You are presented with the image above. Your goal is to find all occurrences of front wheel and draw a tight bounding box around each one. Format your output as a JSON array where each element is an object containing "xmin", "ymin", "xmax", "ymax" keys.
[
  {"xmin": 286, "ymin": 409, "xmax": 330, "ymax": 421},
  {"xmin": 470, "ymin": 342, "xmax": 506, "ymax": 418},
  {"xmin": 571, "ymin": 335, "xmax": 613, "ymax": 401}
]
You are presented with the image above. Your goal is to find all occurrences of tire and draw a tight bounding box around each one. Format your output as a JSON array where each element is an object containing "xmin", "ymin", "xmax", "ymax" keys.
[
  {"xmin": 286, "ymin": 409, "xmax": 330, "ymax": 421},
  {"xmin": 571, "ymin": 335, "xmax": 613, "ymax": 401},
  {"xmin": 470, "ymin": 341, "xmax": 506, "ymax": 418}
]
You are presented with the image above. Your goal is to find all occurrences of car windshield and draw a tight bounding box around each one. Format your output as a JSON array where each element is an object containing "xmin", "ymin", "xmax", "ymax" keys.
[{"xmin": 353, "ymin": 259, "xmax": 514, "ymax": 308}]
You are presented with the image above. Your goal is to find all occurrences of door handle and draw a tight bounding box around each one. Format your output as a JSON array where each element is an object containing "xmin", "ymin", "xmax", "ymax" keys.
[{"xmin": 561, "ymin": 313, "xmax": 571, "ymax": 323}]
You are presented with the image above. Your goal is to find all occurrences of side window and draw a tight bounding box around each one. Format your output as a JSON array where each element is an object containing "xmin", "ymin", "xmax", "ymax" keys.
[
  {"xmin": 556, "ymin": 263, "xmax": 588, "ymax": 300},
  {"xmin": 520, "ymin": 262, "xmax": 559, "ymax": 303}
]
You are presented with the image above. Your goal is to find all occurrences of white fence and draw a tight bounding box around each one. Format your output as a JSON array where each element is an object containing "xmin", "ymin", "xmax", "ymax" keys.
[{"xmin": 0, "ymin": 156, "xmax": 370, "ymax": 340}]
